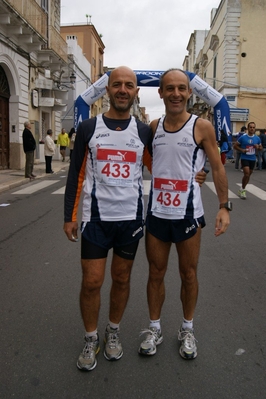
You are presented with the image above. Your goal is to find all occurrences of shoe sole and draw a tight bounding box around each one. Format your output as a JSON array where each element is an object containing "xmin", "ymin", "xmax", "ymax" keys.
[
  {"xmin": 138, "ymin": 347, "xmax": 157, "ymax": 355},
  {"xmin": 103, "ymin": 349, "xmax": 123, "ymax": 361},
  {"xmin": 76, "ymin": 346, "xmax": 100, "ymax": 371},
  {"xmin": 138, "ymin": 336, "xmax": 164, "ymax": 356},
  {"xmin": 77, "ymin": 359, "xmax": 97, "ymax": 371},
  {"xmin": 179, "ymin": 348, "xmax": 197, "ymax": 360}
]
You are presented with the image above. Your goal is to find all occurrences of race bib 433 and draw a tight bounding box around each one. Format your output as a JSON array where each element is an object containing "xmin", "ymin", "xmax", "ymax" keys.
[{"xmin": 96, "ymin": 148, "xmax": 137, "ymax": 187}]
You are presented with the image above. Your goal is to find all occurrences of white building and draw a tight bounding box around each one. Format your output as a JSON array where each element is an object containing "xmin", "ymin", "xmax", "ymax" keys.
[
  {"xmin": 183, "ymin": 0, "xmax": 266, "ymax": 133},
  {"xmin": 0, "ymin": 0, "xmax": 91, "ymax": 169}
]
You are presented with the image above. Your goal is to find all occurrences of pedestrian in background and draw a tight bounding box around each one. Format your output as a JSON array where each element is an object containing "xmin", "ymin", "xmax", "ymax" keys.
[
  {"xmin": 233, "ymin": 126, "xmax": 247, "ymax": 170},
  {"xmin": 256, "ymin": 130, "xmax": 265, "ymax": 170},
  {"xmin": 44, "ymin": 129, "xmax": 55, "ymax": 173},
  {"xmin": 22, "ymin": 121, "xmax": 36, "ymax": 180},
  {"xmin": 234, "ymin": 121, "xmax": 262, "ymax": 199},
  {"xmin": 68, "ymin": 127, "xmax": 76, "ymax": 161},
  {"xmin": 57, "ymin": 128, "xmax": 69, "ymax": 161},
  {"xmin": 219, "ymin": 129, "xmax": 229, "ymax": 165},
  {"xmin": 259, "ymin": 129, "xmax": 266, "ymax": 168}
]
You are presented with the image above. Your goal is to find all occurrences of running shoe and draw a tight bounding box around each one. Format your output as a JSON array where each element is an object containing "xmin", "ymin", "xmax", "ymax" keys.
[
  {"xmin": 77, "ymin": 334, "xmax": 100, "ymax": 371},
  {"xmin": 104, "ymin": 325, "xmax": 123, "ymax": 360},
  {"xmin": 238, "ymin": 189, "xmax": 246, "ymax": 199},
  {"xmin": 138, "ymin": 327, "xmax": 163, "ymax": 355},
  {"xmin": 178, "ymin": 328, "xmax": 197, "ymax": 359}
]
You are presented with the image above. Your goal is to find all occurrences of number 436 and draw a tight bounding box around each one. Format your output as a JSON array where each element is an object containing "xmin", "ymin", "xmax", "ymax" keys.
[{"xmin": 157, "ymin": 192, "xmax": 181, "ymax": 207}]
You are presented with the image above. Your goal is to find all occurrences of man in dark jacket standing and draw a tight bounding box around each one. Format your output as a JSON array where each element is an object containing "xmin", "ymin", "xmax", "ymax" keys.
[{"xmin": 22, "ymin": 121, "xmax": 36, "ymax": 179}]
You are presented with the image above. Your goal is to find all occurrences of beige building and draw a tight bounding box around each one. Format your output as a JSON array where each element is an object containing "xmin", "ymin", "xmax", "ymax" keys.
[
  {"xmin": 0, "ymin": 0, "xmax": 77, "ymax": 169},
  {"xmin": 60, "ymin": 23, "xmax": 105, "ymax": 118},
  {"xmin": 183, "ymin": 0, "xmax": 266, "ymax": 133}
]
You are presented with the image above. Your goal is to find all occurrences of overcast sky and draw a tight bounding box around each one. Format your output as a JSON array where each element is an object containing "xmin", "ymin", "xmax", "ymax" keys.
[{"xmin": 61, "ymin": 0, "xmax": 221, "ymax": 120}]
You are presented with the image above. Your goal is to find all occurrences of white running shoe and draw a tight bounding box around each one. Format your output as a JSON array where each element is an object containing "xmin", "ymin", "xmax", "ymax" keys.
[
  {"xmin": 178, "ymin": 328, "xmax": 197, "ymax": 359},
  {"xmin": 138, "ymin": 327, "xmax": 163, "ymax": 355}
]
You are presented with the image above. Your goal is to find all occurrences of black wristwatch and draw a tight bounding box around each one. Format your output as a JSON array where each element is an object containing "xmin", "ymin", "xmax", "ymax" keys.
[{"xmin": 219, "ymin": 201, "xmax": 232, "ymax": 211}]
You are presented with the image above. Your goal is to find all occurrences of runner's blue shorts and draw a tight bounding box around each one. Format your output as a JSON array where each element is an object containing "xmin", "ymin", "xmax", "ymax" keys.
[
  {"xmin": 81, "ymin": 220, "xmax": 144, "ymax": 260},
  {"xmin": 145, "ymin": 215, "xmax": 205, "ymax": 243},
  {"xmin": 241, "ymin": 159, "xmax": 256, "ymax": 170}
]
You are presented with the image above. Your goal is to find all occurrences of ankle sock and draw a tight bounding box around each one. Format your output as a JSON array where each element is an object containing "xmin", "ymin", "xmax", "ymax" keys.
[
  {"xmin": 109, "ymin": 321, "xmax": 120, "ymax": 330},
  {"xmin": 182, "ymin": 318, "xmax": 193, "ymax": 330},
  {"xmin": 149, "ymin": 319, "xmax": 161, "ymax": 331},
  {"xmin": 85, "ymin": 329, "xmax": 98, "ymax": 338}
]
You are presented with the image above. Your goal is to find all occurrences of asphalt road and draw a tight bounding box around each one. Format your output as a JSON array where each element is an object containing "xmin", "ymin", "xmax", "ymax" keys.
[{"xmin": 1, "ymin": 164, "xmax": 266, "ymax": 399}]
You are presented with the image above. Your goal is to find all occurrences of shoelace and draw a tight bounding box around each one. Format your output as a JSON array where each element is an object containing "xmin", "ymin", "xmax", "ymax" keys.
[
  {"xmin": 106, "ymin": 331, "xmax": 120, "ymax": 348},
  {"xmin": 139, "ymin": 328, "xmax": 159, "ymax": 344},
  {"xmin": 83, "ymin": 340, "xmax": 97, "ymax": 358},
  {"xmin": 178, "ymin": 330, "xmax": 197, "ymax": 349}
]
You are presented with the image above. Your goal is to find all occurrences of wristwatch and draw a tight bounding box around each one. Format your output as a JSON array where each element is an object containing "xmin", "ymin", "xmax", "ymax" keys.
[{"xmin": 219, "ymin": 201, "xmax": 232, "ymax": 211}]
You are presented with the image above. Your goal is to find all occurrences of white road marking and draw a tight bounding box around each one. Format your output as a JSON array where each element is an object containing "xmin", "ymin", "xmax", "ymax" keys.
[
  {"xmin": 143, "ymin": 180, "xmax": 151, "ymax": 195},
  {"xmin": 204, "ymin": 182, "xmax": 238, "ymax": 198},
  {"xmin": 237, "ymin": 183, "xmax": 266, "ymax": 200},
  {"xmin": 52, "ymin": 187, "xmax": 66, "ymax": 194},
  {"xmin": 9, "ymin": 179, "xmax": 266, "ymax": 201},
  {"xmin": 12, "ymin": 180, "xmax": 59, "ymax": 194}
]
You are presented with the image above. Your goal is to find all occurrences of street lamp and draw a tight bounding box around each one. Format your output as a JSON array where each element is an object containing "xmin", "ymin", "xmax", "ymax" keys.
[
  {"xmin": 55, "ymin": 72, "xmax": 76, "ymax": 89},
  {"xmin": 69, "ymin": 72, "xmax": 76, "ymax": 85}
]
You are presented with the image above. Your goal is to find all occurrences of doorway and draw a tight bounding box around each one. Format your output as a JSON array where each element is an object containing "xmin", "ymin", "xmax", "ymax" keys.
[{"xmin": 0, "ymin": 66, "xmax": 10, "ymax": 169}]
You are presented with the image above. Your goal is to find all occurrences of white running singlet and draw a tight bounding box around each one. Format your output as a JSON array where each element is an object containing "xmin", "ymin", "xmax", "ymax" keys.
[
  {"xmin": 148, "ymin": 115, "xmax": 206, "ymax": 220},
  {"xmin": 82, "ymin": 115, "xmax": 145, "ymax": 221}
]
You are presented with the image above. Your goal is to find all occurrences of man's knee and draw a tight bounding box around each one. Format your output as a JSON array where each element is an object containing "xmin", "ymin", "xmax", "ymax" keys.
[
  {"xmin": 112, "ymin": 268, "xmax": 131, "ymax": 286},
  {"xmin": 81, "ymin": 273, "xmax": 103, "ymax": 292},
  {"xmin": 179, "ymin": 264, "xmax": 198, "ymax": 284},
  {"xmin": 148, "ymin": 259, "xmax": 168, "ymax": 284},
  {"xmin": 111, "ymin": 258, "xmax": 133, "ymax": 286},
  {"xmin": 81, "ymin": 260, "xmax": 105, "ymax": 291}
]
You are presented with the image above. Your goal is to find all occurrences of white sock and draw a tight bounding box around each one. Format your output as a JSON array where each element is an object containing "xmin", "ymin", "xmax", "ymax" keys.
[
  {"xmin": 149, "ymin": 319, "xmax": 161, "ymax": 331},
  {"xmin": 109, "ymin": 321, "xmax": 120, "ymax": 330},
  {"xmin": 182, "ymin": 318, "xmax": 193, "ymax": 330},
  {"xmin": 85, "ymin": 329, "xmax": 98, "ymax": 338}
]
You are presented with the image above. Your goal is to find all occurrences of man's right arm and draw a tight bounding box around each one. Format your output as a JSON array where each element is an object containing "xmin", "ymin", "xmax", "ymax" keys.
[
  {"xmin": 63, "ymin": 119, "xmax": 95, "ymax": 241},
  {"xmin": 233, "ymin": 139, "xmax": 246, "ymax": 153}
]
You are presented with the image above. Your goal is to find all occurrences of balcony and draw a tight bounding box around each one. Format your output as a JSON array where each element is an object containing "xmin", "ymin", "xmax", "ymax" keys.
[
  {"xmin": 41, "ymin": 26, "xmax": 68, "ymax": 64},
  {"xmin": 2, "ymin": 1, "xmax": 68, "ymax": 64},
  {"xmin": 209, "ymin": 34, "xmax": 219, "ymax": 52},
  {"xmin": 3, "ymin": 0, "xmax": 47, "ymax": 39}
]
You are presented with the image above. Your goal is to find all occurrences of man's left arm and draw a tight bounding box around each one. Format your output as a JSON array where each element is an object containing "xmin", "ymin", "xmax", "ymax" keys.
[{"xmin": 197, "ymin": 119, "xmax": 230, "ymax": 236}]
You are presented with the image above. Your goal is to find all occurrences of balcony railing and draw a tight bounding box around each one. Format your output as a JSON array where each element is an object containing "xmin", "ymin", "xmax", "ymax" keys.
[
  {"xmin": 4, "ymin": 0, "xmax": 47, "ymax": 39},
  {"xmin": 4, "ymin": 0, "xmax": 68, "ymax": 62},
  {"xmin": 47, "ymin": 26, "xmax": 68, "ymax": 63}
]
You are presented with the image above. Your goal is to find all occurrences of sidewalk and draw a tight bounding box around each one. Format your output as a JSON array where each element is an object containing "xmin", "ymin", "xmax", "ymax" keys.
[{"xmin": 0, "ymin": 160, "xmax": 69, "ymax": 194}]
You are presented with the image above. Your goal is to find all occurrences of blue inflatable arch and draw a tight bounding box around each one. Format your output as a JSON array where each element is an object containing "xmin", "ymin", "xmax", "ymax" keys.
[{"xmin": 74, "ymin": 70, "xmax": 231, "ymax": 139}]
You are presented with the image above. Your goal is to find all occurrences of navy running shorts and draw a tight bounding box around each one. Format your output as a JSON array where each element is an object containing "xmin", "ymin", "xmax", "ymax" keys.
[
  {"xmin": 81, "ymin": 220, "xmax": 144, "ymax": 260},
  {"xmin": 145, "ymin": 214, "xmax": 206, "ymax": 243},
  {"xmin": 241, "ymin": 159, "xmax": 256, "ymax": 170}
]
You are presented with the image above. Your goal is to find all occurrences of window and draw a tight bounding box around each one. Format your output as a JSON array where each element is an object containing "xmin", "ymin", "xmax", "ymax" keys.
[
  {"xmin": 213, "ymin": 56, "xmax": 217, "ymax": 89},
  {"xmin": 41, "ymin": 0, "xmax": 48, "ymax": 13}
]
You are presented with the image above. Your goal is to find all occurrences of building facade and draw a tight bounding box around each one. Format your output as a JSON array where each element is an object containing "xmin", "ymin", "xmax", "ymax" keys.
[
  {"xmin": 60, "ymin": 23, "xmax": 105, "ymax": 118},
  {"xmin": 183, "ymin": 0, "xmax": 266, "ymax": 133},
  {"xmin": 61, "ymin": 35, "xmax": 92, "ymax": 133},
  {"xmin": 0, "ymin": 0, "xmax": 78, "ymax": 169}
]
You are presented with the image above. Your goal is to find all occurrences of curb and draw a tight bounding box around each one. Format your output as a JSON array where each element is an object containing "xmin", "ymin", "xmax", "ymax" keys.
[{"xmin": 0, "ymin": 163, "xmax": 69, "ymax": 195}]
